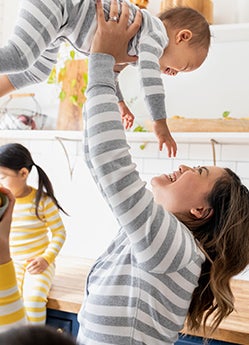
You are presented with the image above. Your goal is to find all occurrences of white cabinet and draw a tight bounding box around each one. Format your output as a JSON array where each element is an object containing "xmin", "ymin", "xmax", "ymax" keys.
[{"xmin": 211, "ymin": 23, "xmax": 249, "ymax": 43}]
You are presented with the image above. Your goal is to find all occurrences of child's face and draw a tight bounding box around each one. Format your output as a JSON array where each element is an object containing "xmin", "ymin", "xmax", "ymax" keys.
[
  {"xmin": 159, "ymin": 30, "xmax": 208, "ymax": 76},
  {"xmin": 0, "ymin": 166, "xmax": 28, "ymax": 197}
]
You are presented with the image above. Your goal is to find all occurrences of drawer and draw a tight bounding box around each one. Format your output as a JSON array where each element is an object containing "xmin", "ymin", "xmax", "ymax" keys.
[
  {"xmin": 176, "ymin": 334, "xmax": 239, "ymax": 345},
  {"xmin": 46, "ymin": 308, "xmax": 79, "ymax": 337}
]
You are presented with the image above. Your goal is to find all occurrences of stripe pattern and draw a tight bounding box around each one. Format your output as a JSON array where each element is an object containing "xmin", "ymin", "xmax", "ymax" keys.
[
  {"xmin": 8, "ymin": 187, "xmax": 66, "ymax": 324},
  {"xmin": 1, "ymin": 0, "xmax": 168, "ymax": 120},
  {"xmin": 0, "ymin": 261, "xmax": 27, "ymax": 333},
  {"xmin": 77, "ymin": 54, "xmax": 205, "ymax": 345},
  {"xmin": 10, "ymin": 187, "xmax": 66, "ymax": 264}
]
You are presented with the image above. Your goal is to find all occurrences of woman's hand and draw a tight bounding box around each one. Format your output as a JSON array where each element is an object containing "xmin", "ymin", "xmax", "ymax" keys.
[
  {"xmin": 0, "ymin": 187, "xmax": 15, "ymax": 264},
  {"xmin": 91, "ymin": 0, "xmax": 142, "ymax": 63}
]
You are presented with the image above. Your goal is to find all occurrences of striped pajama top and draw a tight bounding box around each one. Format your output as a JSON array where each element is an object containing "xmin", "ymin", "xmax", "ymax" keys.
[
  {"xmin": 0, "ymin": 188, "xmax": 65, "ymax": 332},
  {"xmin": 77, "ymin": 53, "xmax": 206, "ymax": 345},
  {"xmin": 1, "ymin": 0, "xmax": 168, "ymax": 120},
  {"xmin": 0, "ymin": 260, "xmax": 27, "ymax": 333},
  {"xmin": 10, "ymin": 187, "xmax": 66, "ymax": 264}
]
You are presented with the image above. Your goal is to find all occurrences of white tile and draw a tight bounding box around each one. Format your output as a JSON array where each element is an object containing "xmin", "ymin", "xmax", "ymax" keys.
[
  {"xmin": 143, "ymin": 158, "xmax": 172, "ymax": 175},
  {"xmin": 129, "ymin": 142, "xmax": 159, "ymax": 159},
  {"xmin": 189, "ymin": 143, "xmax": 221, "ymax": 162},
  {"xmin": 237, "ymin": 162, "xmax": 249, "ymax": 179},
  {"xmin": 221, "ymin": 144, "xmax": 249, "ymax": 161},
  {"xmin": 215, "ymin": 160, "xmax": 237, "ymax": 170}
]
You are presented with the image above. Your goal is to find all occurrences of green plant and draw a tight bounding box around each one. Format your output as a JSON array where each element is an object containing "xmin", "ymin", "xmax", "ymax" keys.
[
  {"xmin": 47, "ymin": 44, "xmax": 88, "ymax": 109},
  {"xmin": 132, "ymin": 123, "xmax": 148, "ymax": 150},
  {"xmin": 133, "ymin": 124, "xmax": 147, "ymax": 132},
  {"xmin": 222, "ymin": 110, "xmax": 231, "ymax": 118}
]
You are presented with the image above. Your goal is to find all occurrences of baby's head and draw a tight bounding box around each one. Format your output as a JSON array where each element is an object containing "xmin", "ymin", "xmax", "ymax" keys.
[{"xmin": 159, "ymin": 7, "xmax": 211, "ymax": 76}]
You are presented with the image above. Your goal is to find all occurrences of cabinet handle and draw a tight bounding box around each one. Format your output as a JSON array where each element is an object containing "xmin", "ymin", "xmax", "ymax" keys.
[{"xmin": 57, "ymin": 328, "xmax": 64, "ymax": 333}]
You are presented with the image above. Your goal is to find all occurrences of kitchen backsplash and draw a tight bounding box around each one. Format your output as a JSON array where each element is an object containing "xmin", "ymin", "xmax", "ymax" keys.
[{"xmin": 0, "ymin": 131, "xmax": 248, "ymax": 276}]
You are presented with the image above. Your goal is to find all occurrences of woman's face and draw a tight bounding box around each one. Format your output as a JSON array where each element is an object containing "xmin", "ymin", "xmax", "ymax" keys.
[{"xmin": 151, "ymin": 165, "xmax": 225, "ymax": 217}]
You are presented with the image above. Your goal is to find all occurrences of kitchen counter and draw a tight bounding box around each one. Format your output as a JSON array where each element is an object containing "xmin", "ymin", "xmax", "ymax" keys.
[
  {"xmin": 0, "ymin": 130, "xmax": 249, "ymax": 144},
  {"xmin": 182, "ymin": 278, "xmax": 249, "ymax": 344},
  {"xmin": 48, "ymin": 256, "xmax": 249, "ymax": 344},
  {"xmin": 47, "ymin": 256, "xmax": 93, "ymax": 314}
]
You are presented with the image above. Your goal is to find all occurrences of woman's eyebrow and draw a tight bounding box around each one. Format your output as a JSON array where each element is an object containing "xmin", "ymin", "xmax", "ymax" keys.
[{"xmin": 202, "ymin": 166, "xmax": 209, "ymax": 175}]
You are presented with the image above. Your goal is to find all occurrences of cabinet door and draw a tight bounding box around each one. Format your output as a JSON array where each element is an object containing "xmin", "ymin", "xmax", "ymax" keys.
[
  {"xmin": 46, "ymin": 308, "xmax": 79, "ymax": 337},
  {"xmin": 176, "ymin": 334, "xmax": 239, "ymax": 344}
]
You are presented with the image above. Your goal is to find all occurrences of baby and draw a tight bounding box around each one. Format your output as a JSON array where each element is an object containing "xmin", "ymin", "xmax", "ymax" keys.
[{"xmin": 0, "ymin": 0, "xmax": 210, "ymax": 156}]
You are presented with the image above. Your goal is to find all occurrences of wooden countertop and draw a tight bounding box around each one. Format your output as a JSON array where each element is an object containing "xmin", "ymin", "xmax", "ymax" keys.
[
  {"xmin": 47, "ymin": 256, "xmax": 249, "ymax": 344},
  {"xmin": 47, "ymin": 256, "xmax": 93, "ymax": 314},
  {"xmin": 182, "ymin": 278, "xmax": 249, "ymax": 345}
]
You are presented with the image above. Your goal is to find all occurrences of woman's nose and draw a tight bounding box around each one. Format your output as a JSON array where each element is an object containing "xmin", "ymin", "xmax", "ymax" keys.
[{"xmin": 178, "ymin": 165, "xmax": 193, "ymax": 173}]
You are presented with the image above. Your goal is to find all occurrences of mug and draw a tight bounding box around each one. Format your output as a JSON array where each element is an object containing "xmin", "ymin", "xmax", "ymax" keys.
[{"xmin": 0, "ymin": 192, "xmax": 9, "ymax": 219}]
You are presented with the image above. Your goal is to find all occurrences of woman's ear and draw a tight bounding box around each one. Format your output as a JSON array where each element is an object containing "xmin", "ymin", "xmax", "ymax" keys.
[
  {"xmin": 190, "ymin": 207, "xmax": 213, "ymax": 220},
  {"xmin": 176, "ymin": 29, "xmax": 192, "ymax": 44}
]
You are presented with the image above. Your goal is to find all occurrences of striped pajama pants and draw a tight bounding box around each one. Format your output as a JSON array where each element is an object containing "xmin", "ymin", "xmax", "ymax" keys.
[{"xmin": 14, "ymin": 261, "xmax": 55, "ymax": 324}]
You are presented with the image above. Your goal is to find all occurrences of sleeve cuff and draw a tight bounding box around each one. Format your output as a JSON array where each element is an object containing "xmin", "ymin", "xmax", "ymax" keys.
[{"xmin": 87, "ymin": 53, "xmax": 116, "ymax": 92}]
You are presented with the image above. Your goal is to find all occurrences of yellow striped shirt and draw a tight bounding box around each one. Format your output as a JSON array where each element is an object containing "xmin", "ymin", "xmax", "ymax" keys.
[{"xmin": 10, "ymin": 187, "xmax": 66, "ymax": 264}]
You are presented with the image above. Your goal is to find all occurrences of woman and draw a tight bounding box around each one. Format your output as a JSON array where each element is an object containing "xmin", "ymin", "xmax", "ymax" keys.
[{"xmin": 77, "ymin": 1, "xmax": 249, "ymax": 344}]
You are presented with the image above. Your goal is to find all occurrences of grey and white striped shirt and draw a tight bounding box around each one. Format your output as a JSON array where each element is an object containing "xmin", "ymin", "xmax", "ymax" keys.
[
  {"xmin": 78, "ymin": 52, "xmax": 205, "ymax": 345},
  {"xmin": 0, "ymin": 0, "xmax": 168, "ymax": 120}
]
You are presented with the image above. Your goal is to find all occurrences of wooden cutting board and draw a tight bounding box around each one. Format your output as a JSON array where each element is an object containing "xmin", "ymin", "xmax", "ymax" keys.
[{"xmin": 146, "ymin": 118, "xmax": 249, "ymax": 132}]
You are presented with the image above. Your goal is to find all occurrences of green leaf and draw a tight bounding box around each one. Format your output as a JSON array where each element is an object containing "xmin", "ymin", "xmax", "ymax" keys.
[
  {"xmin": 140, "ymin": 144, "xmax": 146, "ymax": 150},
  {"xmin": 59, "ymin": 90, "xmax": 66, "ymax": 101},
  {"xmin": 70, "ymin": 95, "xmax": 78, "ymax": 106},
  {"xmin": 222, "ymin": 111, "xmax": 231, "ymax": 118},
  {"xmin": 83, "ymin": 72, "xmax": 88, "ymax": 85},
  {"xmin": 71, "ymin": 79, "xmax": 77, "ymax": 88},
  {"xmin": 133, "ymin": 125, "xmax": 147, "ymax": 132},
  {"xmin": 70, "ymin": 50, "xmax": 76, "ymax": 60},
  {"xmin": 47, "ymin": 67, "xmax": 57, "ymax": 84}
]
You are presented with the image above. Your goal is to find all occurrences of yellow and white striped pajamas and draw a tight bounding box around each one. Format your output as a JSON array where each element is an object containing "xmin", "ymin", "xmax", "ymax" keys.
[
  {"xmin": 9, "ymin": 187, "xmax": 66, "ymax": 325},
  {"xmin": 0, "ymin": 260, "xmax": 27, "ymax": 332}
]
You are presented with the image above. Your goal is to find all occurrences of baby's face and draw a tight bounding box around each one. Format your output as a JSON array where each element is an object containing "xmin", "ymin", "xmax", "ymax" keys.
[{"xmin": 159, "ymin": 41, "xmax": 208, "ymax": 76}]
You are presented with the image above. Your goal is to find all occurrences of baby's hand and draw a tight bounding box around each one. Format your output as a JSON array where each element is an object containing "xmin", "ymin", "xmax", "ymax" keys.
[
  {"xmin": 26, "ymin": 256, "xmax": 49, "ymax": 274},
  {"xmin": 153, "ymin": 119, "xmax": 177, "ymax": 157},
  {"xmin": 118, "ymin": 100, "xmax": 135, "ymax": 129}
]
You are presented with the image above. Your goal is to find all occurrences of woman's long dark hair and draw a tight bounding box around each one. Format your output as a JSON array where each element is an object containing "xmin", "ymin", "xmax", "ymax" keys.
[
  {"xmin": 176, "ymin": 168, "xmax": 249, "ymax": 334},
  {"xmin": 0, "ymin": 143, "xmax": 67, "ymax": 219}
]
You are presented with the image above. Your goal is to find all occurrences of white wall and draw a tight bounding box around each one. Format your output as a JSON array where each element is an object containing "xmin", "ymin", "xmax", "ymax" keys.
[
  {"xmin": 1, "ymin": 1, "xmax": 249, "ymax": 128},
  {"xmin": 0, "ymin": 1, "xmax": 249, "ymax": 279},
  {"xmin": 0, "ymin": 132, "xmax": 248, "ymax": 280}
]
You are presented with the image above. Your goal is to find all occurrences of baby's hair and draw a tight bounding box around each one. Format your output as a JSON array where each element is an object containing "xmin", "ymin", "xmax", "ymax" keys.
[
  {"xmin": 0, "ymin": 143, "xmax": 67, "ymax": 219},
  {"xmin": 159, "ymin": 7, "xmax": 211, "ymax": 50}
]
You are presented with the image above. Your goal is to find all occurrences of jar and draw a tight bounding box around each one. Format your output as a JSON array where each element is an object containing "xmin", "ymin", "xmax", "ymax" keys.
[
  {"xmin": 130, "ymin": 0, "xmax": 149, "ymax": 9},
  {"xmin": 160, "ymin": 0, "xmax": 213, "ymax": 24}
]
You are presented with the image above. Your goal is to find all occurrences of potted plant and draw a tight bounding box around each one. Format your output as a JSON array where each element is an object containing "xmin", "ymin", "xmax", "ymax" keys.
[{"xmin": 48, "ymin": 44, "xmax": 88, "ymax": 131}]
